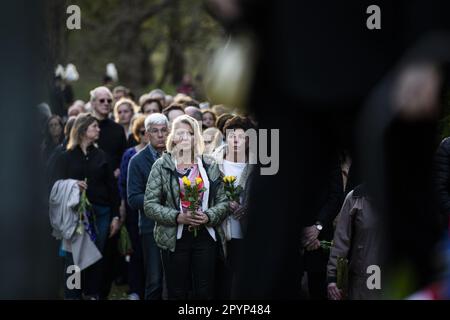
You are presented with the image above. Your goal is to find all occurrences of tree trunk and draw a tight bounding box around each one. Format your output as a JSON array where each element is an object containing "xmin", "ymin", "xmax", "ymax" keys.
[
  {"xmin": 168, "ymin": 0, "xmax": 184, "ymax": 86},
  {"xmin": 140, "ymin": 43, "xmax": 154, "ymax": 88}
]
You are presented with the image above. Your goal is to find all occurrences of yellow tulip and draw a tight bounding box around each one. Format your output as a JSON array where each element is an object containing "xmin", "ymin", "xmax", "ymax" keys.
[
  {"xmin": 195, "ymin": 177, "xmax": 203, "ymax": 185},
  {"xmin": 182, "ymin": 176, "xmax": 191, "ymax": 187},
  {"xmin": 224, "ymin": 176, "xmax": 236, "ymax": 184},
  {"xmin": 224, "ymin": 175, "xmax": 235, "ymax": 184}
]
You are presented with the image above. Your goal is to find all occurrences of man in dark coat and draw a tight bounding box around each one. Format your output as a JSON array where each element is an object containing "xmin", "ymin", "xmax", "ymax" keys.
[
  {"xmin": 301, "ymin": 156, "xmax": 343, "ymax": 299},
  {"xmin": 127, "ymin": 113, "xmax": 169, "ymax": 300},
  {"xmin": 90, "ymin": 86, "xmax": 126, "ymax": 299}
]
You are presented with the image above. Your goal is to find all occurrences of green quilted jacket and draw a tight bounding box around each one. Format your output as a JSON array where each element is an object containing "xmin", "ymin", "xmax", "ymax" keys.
[{"xmin": 143, "ymin": 152, "xmax": 229, "ymax": 256}]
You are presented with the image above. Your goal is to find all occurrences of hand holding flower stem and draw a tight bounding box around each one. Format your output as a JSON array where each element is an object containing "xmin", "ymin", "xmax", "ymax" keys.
[{"xmin": 181, "ymin": 176, "xmax": 206, "ymax": 237}]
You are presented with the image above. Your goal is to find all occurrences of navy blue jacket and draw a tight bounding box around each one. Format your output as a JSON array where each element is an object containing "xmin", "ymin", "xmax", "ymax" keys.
[{"xmin": 127, "ymin": 145, "xmax": 159, "ymax": 234}]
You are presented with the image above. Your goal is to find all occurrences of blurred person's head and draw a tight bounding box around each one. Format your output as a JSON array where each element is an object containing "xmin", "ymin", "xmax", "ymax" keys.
[
  {"xmin": 145, "ymin": 113, "xmax": 169, "ymax": 152},
  {"xmin": 212, "ymin": 104, "xmax": 228, "ymax": 117},
  {"xmin": 139, "ymin": 93, "xmax": 150, "ymax": 106},
  {"xmin": 216, "ymin": 113, "xmax": 234, "ymax": 134},
  {"xmin": 113, "ymin": 86, "xmax": 130, "ymax": 101},
  {"xmin": 90, "ymin": 86, "xmax": 113, "ymax": 120},
  {"xmin": 141, "ymin": 98, "xmax": 163, "ymax": 115},
  {"xmin": 67, "ymin": 113, "xmax": 100, "ymax": 150},
  {"xmin": 149, "ymin": 89, "xmax": 166, "ymax": 108},
  {"xmin": 163, "ymin": 104, "xmax": 185, "ymax": 124},
  {"xmin": 203, "ymin": 127, "xmax": 223, "ymax": 155},
  {"xmin": 113, "ymin": 98, "xmax": 137, "ymax": 126},
  {"xmin": 186, "ymin": 101, "xmax": 200, "ymax": 108},
  {"xmin": 67, "ymin": 104, "xmax": 83, "ymax": 118},
  {"xmin": 165, "ymin": 95, "xmax": 174, "ymax": 107},
  {"xmin": 64, "ymin": 116, "xmax": 77, "ymax": 139},
  {"xmin": 223, "ymin": 116, "xmax": 256, "ymax": 158},
  {"xmin": 167, "ymin": 115, "xmax": 204, "ymax": 161},
  {"xmin": 174, "ymin": 94, "xmax": 200, "ymax": 108},
  {"xmin": 202, "ymin": 109, "xmax": 217, "ymax": 129},
  {"xmin": 83, "ymin": 102, "xmax": 92, "ymax": 113},
  {"xmin": 71, "ymin": 100, "xmax": 85, "ymax": 109},
  {"xmin": 46, "ymin": 115, "xmax": 64, "ymax": 144},
  {"xmin": 185, "ymin": 106, "xmax": 203, "ymax": 123},
  {"xmin": 130, "ymin": 115, "xmax": 148, "ymax": 146},
  {"xmin": 182, "ymin": 74, "xmax": 193, "ymax": 85},
  {"xmin": 173, "ymin": 93, "xmax": 191, "ymax": 105},
  {"xmin": 37, "ymin": 102, "xmax": 51, "ymax": 132}
]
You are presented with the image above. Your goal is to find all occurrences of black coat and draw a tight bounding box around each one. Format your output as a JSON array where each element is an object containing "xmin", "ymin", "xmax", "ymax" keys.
[
  {"xmin": 434, "ymin": 137, "xmax": 450, "ymax": 227},
  {"xmin": 52, "ymin": 145, "xmax": 120, "ymax": 217},
  {"xmin": 230, "ymin": 1, "xmax": 450, "ymax": 298},
  {"xmin": 96, "ymin": 118, "xmax": 127, "ymax": 170}
]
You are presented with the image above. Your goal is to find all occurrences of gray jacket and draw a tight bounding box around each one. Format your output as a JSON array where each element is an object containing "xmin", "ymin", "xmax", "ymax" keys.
[
  {"xmin": 327, "ymin": 185, "xmax": 382, "ymax": 300},
  {"xmin": 49, "ymin": 179, "xmax": 102, "ymax": 270}
]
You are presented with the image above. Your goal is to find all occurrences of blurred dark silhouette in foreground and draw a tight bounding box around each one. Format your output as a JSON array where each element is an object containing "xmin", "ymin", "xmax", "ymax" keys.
[{"xmin": 207, "ymin": 0, "xmax": 450, "ymax": 298}]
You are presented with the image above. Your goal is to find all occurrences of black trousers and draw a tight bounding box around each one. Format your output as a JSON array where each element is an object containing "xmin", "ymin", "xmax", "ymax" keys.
[
  {"xmin": 214, "ymin": 238, "xmax": 244, "ymax": 300},
  {"xmin": 303, "ymin": 248, "xmax": 329, "ymax": 300},
  {"xmin": 161, "ymin": 226, "xmax": 216, "ymax": 300}
]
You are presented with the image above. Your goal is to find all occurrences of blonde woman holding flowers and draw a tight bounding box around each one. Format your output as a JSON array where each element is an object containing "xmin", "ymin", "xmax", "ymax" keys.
[
  {"xmin": 212, "ymin": 116, "xmax": 256, "ymax": 299},
  {"xmin": 143, "ymin": 115, "xmax": 228, "ymax": 300}
]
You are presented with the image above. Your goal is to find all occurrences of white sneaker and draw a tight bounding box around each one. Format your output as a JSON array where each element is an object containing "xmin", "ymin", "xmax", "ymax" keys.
[{"xmin": 128, "ymin": 293, "xmax": 140, "ymax": 300}]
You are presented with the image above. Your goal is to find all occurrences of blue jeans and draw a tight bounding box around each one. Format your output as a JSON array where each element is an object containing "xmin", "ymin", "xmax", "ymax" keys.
[
  {"xmin": 141, "ymin": 232, "xmax": 163, "ymax": 300},
  {"xmin": 125, "ymin": 205, "xmax": 145, "ymax": 298},
  {"xmin": 63, "ymin": 204, "xmax": 111, "ymax": 299}
]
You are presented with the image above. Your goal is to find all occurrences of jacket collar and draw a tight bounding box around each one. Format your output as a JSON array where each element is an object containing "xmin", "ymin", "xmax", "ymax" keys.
[
  {"xmin": 74, "ymin": 144, "xmax": 97, "ymax": 155},
  {"xmin": 161, "ymin": 152, "xmax": 221, "ymax": 182},
  {"xmin": 160, "ymin": 152, "xmax": 176, "ymax": 171},
  {"xmin": 144, "ymin": 144, "xmax": 160, "ymax": 162},
  {"xmin": 212, "ymin": 144, "xmax": 254, "ymax": 187}
]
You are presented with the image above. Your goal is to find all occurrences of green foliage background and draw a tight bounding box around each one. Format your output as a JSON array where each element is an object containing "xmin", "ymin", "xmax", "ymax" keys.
[{"xmin": 45, "ymin": 0, "xmax": 226, "ymax": 100}]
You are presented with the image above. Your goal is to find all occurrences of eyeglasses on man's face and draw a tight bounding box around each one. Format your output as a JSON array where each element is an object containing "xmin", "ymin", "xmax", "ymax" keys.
[
  {"xmin": 98, "ymin": 98, "xmax": 112, "ymax": 104},
  {"xmin": 149, "ymin": 128, "xmax": 168, "ymax": 135}
]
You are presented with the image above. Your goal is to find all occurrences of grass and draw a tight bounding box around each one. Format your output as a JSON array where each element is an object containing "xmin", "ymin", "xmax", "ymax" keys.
[{"xmin": 108, "ymin": 283, "xmax": 129, "ymax": 300}]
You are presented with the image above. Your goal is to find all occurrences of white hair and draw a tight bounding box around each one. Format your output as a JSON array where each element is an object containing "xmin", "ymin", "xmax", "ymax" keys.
[
  {"xmin": 90, "ymin": 86, "xmax": 113, "ymax": 102},
  {"xmin": 145, "ymin": 113, "xmax": 169, "ymax": 131}
]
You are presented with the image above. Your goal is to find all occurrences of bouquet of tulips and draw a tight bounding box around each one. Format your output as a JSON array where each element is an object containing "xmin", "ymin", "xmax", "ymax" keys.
[
  {"xmin": 181, "ymin": 176, "xmax": 205, "ymax": 237},
  {"xmin": 76, "ymin": 180, "xmax": 97, "ymax": 242},
  {"xmin": 337, "ymin": 257, "xmax": 349, "ymax": 296},
  {"xmin": 320, "ymin": 240, "xmax": 333, "ymax": 250},
  {"xmin": 223, "ymin": 176, "xmax": 243, "ymax": 202},
  {"xmin": 118, "ymin": 226, "xmax": 133, "ymax": 259}
]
